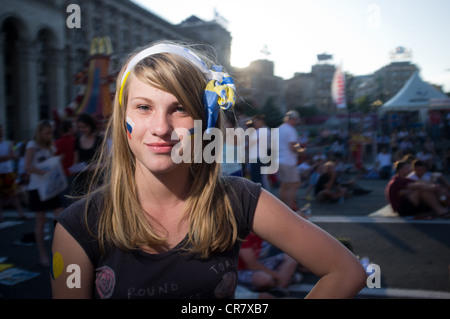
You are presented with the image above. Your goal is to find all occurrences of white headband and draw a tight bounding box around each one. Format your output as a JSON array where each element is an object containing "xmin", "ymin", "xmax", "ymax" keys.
[{"xmin": 119, "ymin": 43, "xmax": 215, "ymax": 104}]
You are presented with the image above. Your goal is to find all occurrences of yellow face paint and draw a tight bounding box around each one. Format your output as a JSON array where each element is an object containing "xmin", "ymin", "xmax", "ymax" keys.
[
  {"xmin": 119, "ymin": 71, "xmax": 131, "ymax": 107},
  {"xmin": 51, "ymin": 252, "xmax": 64, "ymax": 280}
]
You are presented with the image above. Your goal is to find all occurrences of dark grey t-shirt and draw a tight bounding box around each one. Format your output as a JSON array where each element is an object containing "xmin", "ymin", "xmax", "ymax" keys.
[{"xmin": 55, "ymin": 176, "xmax": 261, "ymax": 299}]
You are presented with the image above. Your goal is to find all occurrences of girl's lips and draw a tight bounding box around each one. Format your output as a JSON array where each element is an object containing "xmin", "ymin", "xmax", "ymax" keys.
[{"xmin": 146, "ymin": 143, "xmax": 175, "ymax": 153}]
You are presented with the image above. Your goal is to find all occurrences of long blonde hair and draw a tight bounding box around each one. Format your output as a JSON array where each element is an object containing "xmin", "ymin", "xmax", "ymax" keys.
[{"xmin": 87, "ymin": 42, "xmax": 238, "ymax": 258}]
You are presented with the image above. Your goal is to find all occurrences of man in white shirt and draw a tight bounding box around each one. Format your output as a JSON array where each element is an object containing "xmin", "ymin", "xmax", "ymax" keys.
[
  {"xmin": 278, "ymin": 111, "xmax": 302, "ymax": 210},
  {"xmin": 409, "ymin": 159, "xmax": 450, "ymax": 186}
]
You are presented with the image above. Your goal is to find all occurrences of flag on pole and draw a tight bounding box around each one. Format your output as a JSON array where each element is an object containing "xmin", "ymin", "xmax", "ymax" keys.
[{"xmin": 331, "ymin": 64, "xmax": 346, "ymax": 109}]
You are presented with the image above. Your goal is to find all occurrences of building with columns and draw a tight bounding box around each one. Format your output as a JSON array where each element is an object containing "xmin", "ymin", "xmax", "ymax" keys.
[{"xmin": 1, "ymin": 0, "xmax": 67, "ymax": 141}]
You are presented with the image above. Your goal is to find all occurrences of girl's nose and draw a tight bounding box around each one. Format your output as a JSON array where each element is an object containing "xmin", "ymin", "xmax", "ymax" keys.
[{"xmin": 149, "ymin": 111, "xmax": 172, "ymax": 137}]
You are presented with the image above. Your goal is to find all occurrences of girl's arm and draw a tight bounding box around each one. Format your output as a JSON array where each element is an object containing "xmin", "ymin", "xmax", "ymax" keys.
[
  {"xmin": 252, "ymin": 189, "xmax": 367, "ymax": 299},
  {"xmin": 51, "ymin": 223, "xmax": 94, "ymax": 298},
  {"xmin": 24, "ymin": 147, "xmax": 47, "ymax": 176}
]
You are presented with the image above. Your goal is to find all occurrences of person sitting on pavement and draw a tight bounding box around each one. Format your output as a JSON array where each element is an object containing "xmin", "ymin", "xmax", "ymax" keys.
[
  {"xmin": 385, "ymin": 159, "xmax": 450, "ymax": 218},
  {"xmin": 408, "ymin": 159, "xmax": 450, "ymax": 207},
  {"xmin": 408, "ymin": 159, "xmax": 450, "ymax": 186},
  {"xmin": 302, "ymin": 161, "xmax": 325, "ymax": 201},
  {"xmin": 314, "ymin": 161, "xmax": 349, "ymax": 203},
  {"xmin": 332, "ymin": 154, "xmax": 372, "ymax": 196},
  {"xmin": 237, "ymin": 232, "xmax": 302, "ymax": 297}
]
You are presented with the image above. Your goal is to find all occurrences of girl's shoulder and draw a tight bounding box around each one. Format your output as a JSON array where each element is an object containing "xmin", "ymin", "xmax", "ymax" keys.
[
  {"xmin": 222, "ymin": 176, "xmax": 261, "ymax": 197},
  {"xmin": 55, "ymin": 191, "xmax": 104, "ymax": 238},
  {"xmin": 221, "ymin": 176, "xmax": 262, "ymax": 235},
  {"xmin": 54, "ymin": 191, "xmax": 105, "ymax": 265}
]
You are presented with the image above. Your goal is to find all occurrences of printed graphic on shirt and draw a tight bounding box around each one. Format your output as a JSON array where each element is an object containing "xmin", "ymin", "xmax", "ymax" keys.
[
  {"xmin": 210, "ymin": 259, "xmax": 238, "ymax": 298},
  {"xmin": 96, "ymin": 266, "xmax": 116, "ymax": 298},
  {"xmin": 214, "ymin": 271, "xmax": 236, "ymax": 298}
]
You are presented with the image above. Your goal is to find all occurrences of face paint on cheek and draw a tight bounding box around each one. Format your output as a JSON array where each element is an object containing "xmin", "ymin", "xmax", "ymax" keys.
[
  {"xmin": 126, "ymin": 116, "xmax": 135, "ymax": 139},
  {"xmin": 188, "ymin": 127, "xmax": 196, "ymax": 140}
]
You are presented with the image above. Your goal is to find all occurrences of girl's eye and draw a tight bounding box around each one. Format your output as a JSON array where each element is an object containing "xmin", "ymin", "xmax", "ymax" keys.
[
  {"xmin": 174, "ymin": 105, "xmax": 187, "ymax": 113},
  {"xmin": 137, "ymin": 105, "xmax": 150, "ymax": 111}
]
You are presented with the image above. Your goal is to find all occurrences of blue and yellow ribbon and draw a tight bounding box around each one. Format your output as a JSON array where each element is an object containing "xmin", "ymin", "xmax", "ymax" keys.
[{"xmin": 203, "ymin": 66, "xmax": 236, "ymax": 134}]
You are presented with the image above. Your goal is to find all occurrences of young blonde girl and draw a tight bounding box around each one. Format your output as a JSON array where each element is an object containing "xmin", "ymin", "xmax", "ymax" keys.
[
  {"xmin": 25, "ymin": 120, "xmax": 63, "ymax": 266},
  {"xmin": 52, "ymin": 41, "xmax": 366, "ymax": 299}
]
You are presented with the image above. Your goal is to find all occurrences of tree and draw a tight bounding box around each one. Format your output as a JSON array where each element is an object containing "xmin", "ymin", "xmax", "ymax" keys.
[
  {"xmin": 354, "ymin": 95, "xmax": 371, "ymax": 113},
  {"xmin": 295, "ymin": 106, "xmax": 320, "ymax": 117},
  {"xmin": 260, "ymin": 96, "xmax": 283, "ymax": 128}
]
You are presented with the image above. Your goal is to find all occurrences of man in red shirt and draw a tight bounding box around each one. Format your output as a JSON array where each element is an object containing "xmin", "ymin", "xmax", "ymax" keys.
[
  {"xmin": 238, "ymin": 232, "xmax": 300, "ymax": 296},
  {"xmin": 55, "ymin": 120, "xmax": 75, "ymax": 177},
  {"xmin": 55, "ymin": 120, "xmax": 75, "ymax": 207},
  {"xmin": 385, "ymin": 160, "xmax": 449, "ymax": 217}
]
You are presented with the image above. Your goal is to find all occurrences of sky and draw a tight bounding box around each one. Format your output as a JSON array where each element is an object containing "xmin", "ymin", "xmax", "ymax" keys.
[{"xmin": 132, "ymin": 0, "xmax": 450, "ymax": 92}]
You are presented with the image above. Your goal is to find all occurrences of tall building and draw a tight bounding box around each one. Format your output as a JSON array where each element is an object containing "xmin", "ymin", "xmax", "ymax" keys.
[
  {"xmin": 0, "ymin": 0, "xmax": 231, "ymax": 141},
  {"xmin": 284, "ymin": 56, "xmax": 420, "ymax": 115},
  {"xmin": 284, "ymin": 72, "xmax": 315, "ymax": 109},
  {"xmin": 347, "ymin": 74, "xmax": 378, "ymax": 105},
  {"xmin": 234, "ymin": 59, "xmax": 285, "ymax": 113},
  {"xmin": 178, "ymin": 15, "xmax": 232, "ymax": 70},
  {"xmin": 374, "ymin": 61, "xmax": 418, "ymax": 103},
  {"xmin": 284, "ymin": 61, "xmax": 336, "ymax": 114}
]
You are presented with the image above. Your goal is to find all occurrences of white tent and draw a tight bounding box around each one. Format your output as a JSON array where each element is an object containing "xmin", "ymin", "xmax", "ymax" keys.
[{"xmin": 379, "ymin": 71, "xmax": 448, "ymax": 114}]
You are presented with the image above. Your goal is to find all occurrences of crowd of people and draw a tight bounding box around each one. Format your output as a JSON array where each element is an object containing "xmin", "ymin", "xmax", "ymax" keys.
[
  {"xmin": 235, "ymin": 114, "xmax": 450, "ymax": 297},
  {"xmin": 4, "ymin": 106, "xmax": 449, "ymax": 293},
  {"xmin": 3, "ymin": 101, "xmax": 450, "ymax": 298},
  {"xmin": 0, "ymin": 113, "xmax": 104, "ymax": 267},
  {"xmin": 276, "ymin": 120, "xmax": 450, "ymax": 219}
]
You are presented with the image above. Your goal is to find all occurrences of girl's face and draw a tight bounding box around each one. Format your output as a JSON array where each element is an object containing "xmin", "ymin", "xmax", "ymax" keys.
[
  {"xmin": 125, "ymin": 77, "xmax": 194, "ymax": 175},
  {"xmin": 77, "ymin": 121, "xmax": 92, "ymax": 136},
  {"xmin": 41, "ymin": 126, "xmax": 53, "ymax": 143}
]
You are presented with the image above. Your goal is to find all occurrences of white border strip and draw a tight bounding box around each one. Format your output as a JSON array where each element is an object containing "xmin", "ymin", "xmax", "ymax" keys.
[
  {"xmin": 288, "ymin": 283, "xmax": 450, "ymax": 299},
  {"xmin": 309, "ymin": 215, "xmax": 450, "ymax": 224}
]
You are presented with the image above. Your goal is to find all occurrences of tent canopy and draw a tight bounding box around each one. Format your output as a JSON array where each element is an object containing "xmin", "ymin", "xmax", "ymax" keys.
[{"xmin": 379, "ymin": 71, "xmax": 448, "ymax": 114}]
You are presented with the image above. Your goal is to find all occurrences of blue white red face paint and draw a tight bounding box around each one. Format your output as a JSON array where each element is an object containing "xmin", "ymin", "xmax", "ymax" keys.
[{"xmin": 126, "ymin": 116, "xmax": 135, "ymax": 139}]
